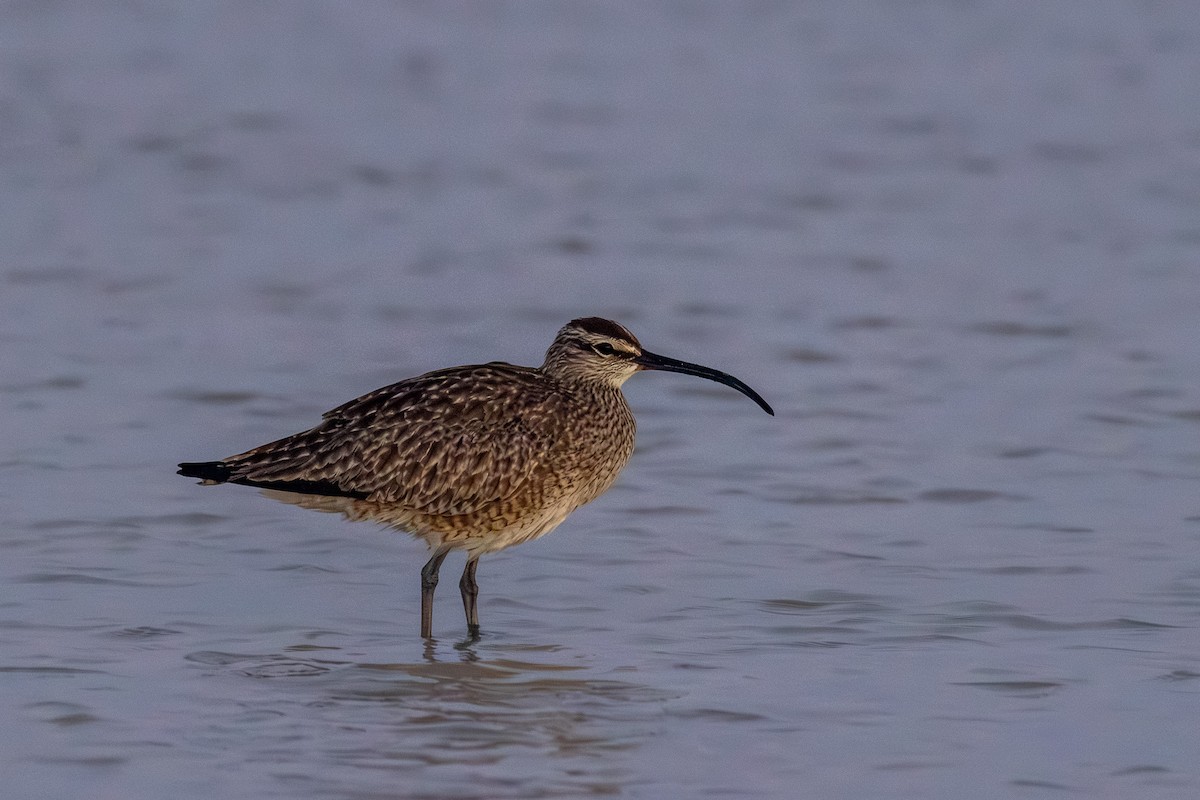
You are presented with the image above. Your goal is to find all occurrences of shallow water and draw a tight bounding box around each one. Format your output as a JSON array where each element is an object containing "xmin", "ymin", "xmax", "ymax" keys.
[{"xmin": 3, "ymin": 2, "xmax": 1200, "ymax": 798}]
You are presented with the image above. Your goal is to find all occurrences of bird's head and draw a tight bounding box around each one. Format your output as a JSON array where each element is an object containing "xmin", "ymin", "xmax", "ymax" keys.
[{"xmin": 542, "ymin": 317, "xmax": 774, "ymax": 415}]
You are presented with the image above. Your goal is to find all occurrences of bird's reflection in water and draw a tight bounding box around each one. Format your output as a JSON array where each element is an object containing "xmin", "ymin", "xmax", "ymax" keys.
[{"xmin": 191, "ymin": 638, "xmax": 668, "ymax": 787}]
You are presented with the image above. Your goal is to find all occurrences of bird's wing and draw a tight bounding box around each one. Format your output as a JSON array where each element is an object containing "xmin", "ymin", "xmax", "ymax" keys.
[{"xmin": 219, "ymin": 364, "xmax": 568, "ymax": 516}]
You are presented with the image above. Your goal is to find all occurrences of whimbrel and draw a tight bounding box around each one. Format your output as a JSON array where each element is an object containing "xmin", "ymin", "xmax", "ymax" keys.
[{"xmin": 178, "ymin": 317, "xmax": 773, "ymax": 638}]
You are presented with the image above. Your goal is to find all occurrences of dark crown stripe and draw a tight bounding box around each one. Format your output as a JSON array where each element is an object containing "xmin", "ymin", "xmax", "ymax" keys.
[{"xmin": 569, "ymin": 317, "xmax": 640, "ymax": 347}]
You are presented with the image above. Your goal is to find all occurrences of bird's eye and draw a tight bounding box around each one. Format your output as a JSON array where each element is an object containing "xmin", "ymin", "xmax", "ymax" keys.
[{"xmin": 593, "ymin": 342, "xmax": 617, "ymax": 356}]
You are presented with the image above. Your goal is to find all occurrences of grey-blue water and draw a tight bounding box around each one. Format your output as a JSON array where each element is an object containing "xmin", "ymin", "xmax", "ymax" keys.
[{"xmin": 3, "ymin": 2, "xmax": 1199, "ymax": 798}]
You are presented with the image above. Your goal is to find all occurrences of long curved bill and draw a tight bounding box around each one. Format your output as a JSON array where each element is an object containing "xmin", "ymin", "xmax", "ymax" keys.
[{"xmin": 634, "ymin": 350, "xmax": 775, "ymax": 416}]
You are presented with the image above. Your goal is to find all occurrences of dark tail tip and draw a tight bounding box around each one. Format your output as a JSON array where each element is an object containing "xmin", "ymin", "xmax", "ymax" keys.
[{"xmin": 178, "ymin": 461, "xmax": 233, "ymax": 483}]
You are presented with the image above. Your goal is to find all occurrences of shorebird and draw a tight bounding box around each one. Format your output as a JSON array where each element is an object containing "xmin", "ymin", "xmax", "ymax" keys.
[{"xmin": 179, "ymin": 317, "xmax": 773, "ymax": 638}]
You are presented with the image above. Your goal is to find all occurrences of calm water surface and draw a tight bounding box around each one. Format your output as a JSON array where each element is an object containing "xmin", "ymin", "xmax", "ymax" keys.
[{"xmin": 3, "ymin": 2, "xmax": 1200, "ymax": 798}]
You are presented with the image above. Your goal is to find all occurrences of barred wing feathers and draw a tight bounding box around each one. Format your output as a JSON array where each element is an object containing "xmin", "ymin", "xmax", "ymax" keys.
[{"xmin": 218, "ymin": 363, "xmax": 568, "ymax": 516}]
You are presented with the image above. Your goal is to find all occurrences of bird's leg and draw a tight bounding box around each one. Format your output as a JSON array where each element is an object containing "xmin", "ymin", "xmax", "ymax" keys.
[
  {"xmin": 459, "ymin": 558, "xmax": 480, "ymax": 636},
  {"xmin": 420, "ymin": 549, "xmax": 450, "ymax": 639}
]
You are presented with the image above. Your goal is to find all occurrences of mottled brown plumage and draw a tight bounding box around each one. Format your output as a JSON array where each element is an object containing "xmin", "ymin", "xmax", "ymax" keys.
[{"xmin": 179, "ymin": 317, "xmax": 773, "ymax": 638}]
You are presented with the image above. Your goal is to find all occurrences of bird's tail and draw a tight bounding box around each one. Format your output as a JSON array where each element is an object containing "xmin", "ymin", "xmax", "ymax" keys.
[{"xmin": 177, "ymin": 460, "xmax": 234, "ymax": 483}]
